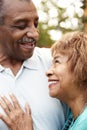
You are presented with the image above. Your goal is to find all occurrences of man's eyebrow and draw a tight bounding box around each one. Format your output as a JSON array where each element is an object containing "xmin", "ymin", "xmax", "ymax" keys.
[{"xmin": 14, "ymin": 16, "xmax": 39, "ymax": 24}]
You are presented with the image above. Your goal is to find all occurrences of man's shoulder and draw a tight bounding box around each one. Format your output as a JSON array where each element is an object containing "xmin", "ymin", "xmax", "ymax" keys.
[
  {"xmin": 34, "ymin": 47, "xmax": 51, "ymax": 59},
  {"xmin": 34, "ymin": 47, "xmax": 51, "ymax": 55},
  {"xmin": 33, "ymin": 47, "xmax": 52, "ymax": 68}
]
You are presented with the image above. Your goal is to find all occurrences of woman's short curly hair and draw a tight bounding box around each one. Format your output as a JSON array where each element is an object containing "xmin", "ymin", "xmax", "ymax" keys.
[{"xmin": 51, "ymin": 31, "xmax": 87, "ymax": 88}]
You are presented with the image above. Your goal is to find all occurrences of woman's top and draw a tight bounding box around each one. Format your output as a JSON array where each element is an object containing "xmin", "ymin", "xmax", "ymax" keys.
[{"xmin": 62, "ymin": 106, "xmax": 87, "ymax": 130}]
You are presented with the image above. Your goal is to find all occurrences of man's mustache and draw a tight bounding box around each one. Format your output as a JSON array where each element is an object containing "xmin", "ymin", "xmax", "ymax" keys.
[{"xmin": 17, "ymin": 37, "xmax": 37, "ymax": 44}]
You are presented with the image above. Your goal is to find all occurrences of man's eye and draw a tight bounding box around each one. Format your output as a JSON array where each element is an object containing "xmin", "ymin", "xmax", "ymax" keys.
[{"xmin": 13, "ymin": 25, "xmax": 26, "ymax": 30}]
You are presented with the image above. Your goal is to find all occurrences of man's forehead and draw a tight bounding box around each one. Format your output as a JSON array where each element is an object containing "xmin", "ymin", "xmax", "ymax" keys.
[
  {"xmin": 4, "ymin": 0, "xmax": 31, "ymax": 3},
  {"xmin": 3, "ymin": 0, "xmax": 34, "ymax": 11},
  {"xmin": 3, "ymin": 0, "xmax": 37, "ymax": 15}
]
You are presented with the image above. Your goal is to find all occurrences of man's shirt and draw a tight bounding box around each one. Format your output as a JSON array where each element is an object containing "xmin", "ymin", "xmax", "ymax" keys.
[{"xmin": 0, "ymin": 47, "xmax": 69, "ymax": 130}]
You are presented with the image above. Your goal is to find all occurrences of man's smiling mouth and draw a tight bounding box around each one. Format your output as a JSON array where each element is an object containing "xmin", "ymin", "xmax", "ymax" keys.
[{"xmin": 18, "ymin": 37, "xmax": 36, "ymax": 49}]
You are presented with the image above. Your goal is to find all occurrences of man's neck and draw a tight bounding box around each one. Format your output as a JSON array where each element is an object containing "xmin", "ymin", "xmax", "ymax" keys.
[{"xmin": 0, "ymin": 55, "xmax": 23, "ymax": 76}]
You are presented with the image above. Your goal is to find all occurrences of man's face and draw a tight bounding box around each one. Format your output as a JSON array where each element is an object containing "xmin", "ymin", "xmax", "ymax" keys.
[{"xmin": 2, "ymin": 0, "xmax": 39, "ymax": 61}]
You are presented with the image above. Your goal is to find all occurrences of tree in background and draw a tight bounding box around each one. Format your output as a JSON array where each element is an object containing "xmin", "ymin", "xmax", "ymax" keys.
[
  {"xmin": 82, "ymin": 0, "xmax": 87, "ymax": 31},
  {"xmin": 37, "ymin": 22, "xmax": 54, "ymax": 47},
  {"xmin": 37, "ymin": 0, "xmax": 84, "ymax": 47}
]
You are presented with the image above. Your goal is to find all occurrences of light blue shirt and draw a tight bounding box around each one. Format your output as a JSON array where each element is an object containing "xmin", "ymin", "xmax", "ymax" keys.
[
  {"xmin": 68, "ymin": 107, "xmax": 87, "ymax": 130},
  {"xmin": 0, "ymin": 47, "xmax": 69, "ymax": 130}
]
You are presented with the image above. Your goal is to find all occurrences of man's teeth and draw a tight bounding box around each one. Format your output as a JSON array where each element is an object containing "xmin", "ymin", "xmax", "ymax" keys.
[
  {"xmin": 18, "ymin": 38, "xmax": 35, "ymax": 44},
  {"xmin": 23, "ymin": 38, "xmax": 34, "ymax": 43}
]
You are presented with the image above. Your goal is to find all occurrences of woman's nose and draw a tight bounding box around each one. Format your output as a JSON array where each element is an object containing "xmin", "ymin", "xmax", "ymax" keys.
[{"xmin": 46, "ymin": 68, "xmax": 53, "ymax": 77}]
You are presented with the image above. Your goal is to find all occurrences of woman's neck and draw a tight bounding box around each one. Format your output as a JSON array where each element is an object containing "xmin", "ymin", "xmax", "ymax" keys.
[{"xmin": 68, "ymin": 93, "xmax": 87, "ymax": 119}]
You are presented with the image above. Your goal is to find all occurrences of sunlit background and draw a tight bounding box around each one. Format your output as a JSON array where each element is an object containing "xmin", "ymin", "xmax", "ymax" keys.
[
  {"xmin": 32, "ymin": 0, "xmax": 42, "ymax": 7},
  {"xmin": 32, "ymin": 0, "xmax": 86, "ymax": 47}
]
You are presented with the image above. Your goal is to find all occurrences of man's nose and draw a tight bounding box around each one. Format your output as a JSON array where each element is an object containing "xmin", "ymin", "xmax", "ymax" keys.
[{"xmin": 26, "ymin": 27, "xmax": 39, "ymax": 39}]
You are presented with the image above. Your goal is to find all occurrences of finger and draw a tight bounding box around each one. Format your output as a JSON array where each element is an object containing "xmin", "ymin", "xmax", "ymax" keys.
[
  {"xmin": 9, "ymin": 94, "xmax": 21, "ymax": 109},
  {"xmin": 25, "ymin": 103, "xmax": 33, "ymax": 129},
  {"xmin": 0, "ymin": 113, "xmax": 11, "ymax": 127},
  {"xmin": 1, "ymin": 96, "xmax": 13, "ymax": 112},
  {"xmin": 0, "ymin": 98, "xmax": 10, "ymax": 115},
  {"xmin": 25, "ymin": 103, "xmax": 31, "ymax": 115}
]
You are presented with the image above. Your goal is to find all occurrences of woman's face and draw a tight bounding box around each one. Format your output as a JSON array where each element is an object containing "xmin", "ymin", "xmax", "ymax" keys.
[{"xmin": 46, "ymin": 53, "xmax": 77, "ymax": 102}]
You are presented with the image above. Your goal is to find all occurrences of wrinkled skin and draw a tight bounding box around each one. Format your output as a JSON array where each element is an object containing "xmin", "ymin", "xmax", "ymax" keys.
[
  {"xmin": 0, "ymin": 0, "xmax": 39, "ymax": 75},
  {"xmin": 0, "ymin": 94, "xmax": 33, "ymax": 130},
  {"xmin": 0, "ymin": 26, "xmax": 14, "ymax": 58},
  {"xmin": 2, "ymin": 0, "xmax": 39, "ymax": 61}
]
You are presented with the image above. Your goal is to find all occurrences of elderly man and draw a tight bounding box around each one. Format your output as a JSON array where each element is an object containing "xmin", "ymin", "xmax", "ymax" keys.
[{"xmin": 0, "ymin": 0, "xmax": 69, "ymax": 130}]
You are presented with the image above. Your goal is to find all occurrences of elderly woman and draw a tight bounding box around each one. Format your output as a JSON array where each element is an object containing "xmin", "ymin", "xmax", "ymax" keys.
[{"xmin": 46, "ymin": 31, "xmax": 87, "ymax": 130}]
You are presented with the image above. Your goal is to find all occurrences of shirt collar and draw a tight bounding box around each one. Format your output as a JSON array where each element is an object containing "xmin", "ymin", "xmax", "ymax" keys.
[
  {"xmin": 0, "ymin": 65, "xmax": 5, "ymax": 72},
  {"xmin": 0, "ymin": 52, "xmax": 39, "ymax": 72},
  {"xmin": 23, "ymin": 52, "xmax": 39, "ymax": 70}
]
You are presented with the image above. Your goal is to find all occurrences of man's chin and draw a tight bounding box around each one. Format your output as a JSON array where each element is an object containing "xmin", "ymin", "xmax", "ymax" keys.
[{"xmin": 20, "ymin": 51, "xmax": 34, "ymax": 61}]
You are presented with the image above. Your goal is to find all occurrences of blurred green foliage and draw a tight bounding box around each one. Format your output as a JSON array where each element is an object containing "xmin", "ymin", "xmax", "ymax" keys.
[
  {"xmin": 37, "ymin": 0, "xmax": 84, "ymax": 47},
  {"xmin": 37, "ymin": 22, "xmax": 54, "ymax": 47}
]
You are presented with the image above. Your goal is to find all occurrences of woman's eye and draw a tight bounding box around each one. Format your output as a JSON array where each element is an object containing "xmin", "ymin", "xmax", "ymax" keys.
[
  {"xmin": 54, "ymin": 59, "xmax": 61, "ymax": 64},
  {"xmin": 55, "ymin": 60, "xmax": 60, "ymax": 63}
]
